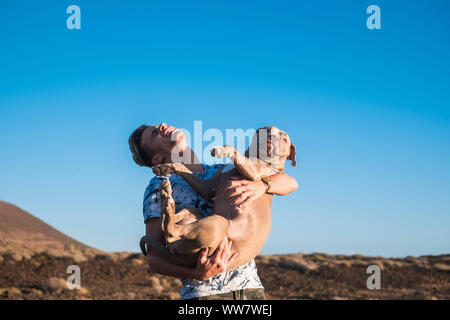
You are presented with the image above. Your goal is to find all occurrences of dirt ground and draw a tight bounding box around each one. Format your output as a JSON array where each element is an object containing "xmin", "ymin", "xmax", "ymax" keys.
[{"xmin": 0, "ymin": 251, "xmax": 449, "ymax": 300}]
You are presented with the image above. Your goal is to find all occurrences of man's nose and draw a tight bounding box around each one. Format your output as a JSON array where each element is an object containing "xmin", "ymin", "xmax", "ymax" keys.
[{"xmin": 160, "ymin": 123, "xmax": 167, "ymax": 131}]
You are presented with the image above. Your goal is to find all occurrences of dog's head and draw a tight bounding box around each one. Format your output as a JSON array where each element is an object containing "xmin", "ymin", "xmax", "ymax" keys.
[{"xmin": 248, "ymin": 126, "xmax": 297, "ymax": 171}]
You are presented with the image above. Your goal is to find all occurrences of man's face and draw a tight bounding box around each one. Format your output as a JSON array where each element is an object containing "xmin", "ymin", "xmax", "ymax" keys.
[{"xmin": 141, "ymin": 123, "xmax": 187, "ymax": 164}]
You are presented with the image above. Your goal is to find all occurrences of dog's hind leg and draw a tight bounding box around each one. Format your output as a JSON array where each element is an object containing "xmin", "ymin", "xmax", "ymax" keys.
[
  {"xmin": 174, "ymin": 208, "xmax": 204, "ymax": 225},
  {"xmin": 160, "ymin": 178, "xmax": 187, "ymax": 244}
]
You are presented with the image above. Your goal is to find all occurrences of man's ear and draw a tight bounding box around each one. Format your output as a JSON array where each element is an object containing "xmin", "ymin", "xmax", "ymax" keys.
[
  {"xmin": 287, "ymin": 143, "xmax": 297, "ymax": 167},
  {"xmin": 151, "ymin": 154, "xmax": 163, "ymax": 166}
]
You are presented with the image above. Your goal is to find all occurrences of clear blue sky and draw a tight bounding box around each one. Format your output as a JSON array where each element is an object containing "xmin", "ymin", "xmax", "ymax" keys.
[{"xmin": 1, "ymin": 0, "xmax": 449, "ymax": 257}]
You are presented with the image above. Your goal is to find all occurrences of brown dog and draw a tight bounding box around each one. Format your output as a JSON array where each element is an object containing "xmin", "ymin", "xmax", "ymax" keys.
[{"xmin": 141, "ymin": 126, "xmax": 296, "ymax": 270}]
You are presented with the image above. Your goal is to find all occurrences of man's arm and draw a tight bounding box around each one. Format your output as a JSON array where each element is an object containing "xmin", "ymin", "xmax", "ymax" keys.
[
  {"xmin": 145, "ymin": 218, "xmax": 237, "ymax": 281},
  {"xmin": 152, "ymin": 164, "xmax": 218, "ymax": 201},
  {"xmin": 264, "ymin": 172, "xmax": 298, "ymax": 195},
  {"xmin": 224, "ymin": 172, "xmax": 298, "ymax": 207}
]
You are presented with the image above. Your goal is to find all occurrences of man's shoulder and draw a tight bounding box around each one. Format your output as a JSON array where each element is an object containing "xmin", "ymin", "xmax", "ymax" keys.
[
  {"xmin": 145, "ymin": 164, "xmax": 223, "ymax": 192},
  {"xmin": 144, "ymin": 175, "xmax": 175, "ymax": 199},
  {"xmin": 145, "ymin": 175, "xmax": 165, "ymax": 192}
]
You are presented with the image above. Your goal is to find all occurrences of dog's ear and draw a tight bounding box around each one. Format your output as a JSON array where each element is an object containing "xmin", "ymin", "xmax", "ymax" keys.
[{"xmin": 287, "ymin": 143, "xmax": 297, "ymax": 167}]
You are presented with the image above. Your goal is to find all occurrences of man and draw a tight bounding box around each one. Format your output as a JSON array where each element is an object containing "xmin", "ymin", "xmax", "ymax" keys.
[{"xmin": 129, "ymin": 123, "xmax": 298, "ymax": 300}]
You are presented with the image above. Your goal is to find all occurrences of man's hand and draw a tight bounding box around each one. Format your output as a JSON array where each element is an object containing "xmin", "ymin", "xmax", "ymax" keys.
[
  {"xmin": 224, "ymin": 176, "xmax": 266, "ymax": 208},
  {"xmin": 191, "ymin": 237, "xmax": 238, "ymax": 281}
]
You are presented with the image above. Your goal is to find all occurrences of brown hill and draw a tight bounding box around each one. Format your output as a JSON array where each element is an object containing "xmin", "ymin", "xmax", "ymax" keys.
[{"xmin": 0, "ymin": 201, "xmax": 94, "ymax": 256}]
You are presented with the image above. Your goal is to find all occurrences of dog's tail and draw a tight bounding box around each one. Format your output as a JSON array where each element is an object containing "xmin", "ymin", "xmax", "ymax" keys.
[{"xmin": 140, "ymin": 235, "xmax": 174, "ymax": 261}]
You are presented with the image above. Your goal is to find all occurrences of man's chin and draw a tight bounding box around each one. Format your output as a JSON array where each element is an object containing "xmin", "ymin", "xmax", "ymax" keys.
[{"xmin": 171, "ymin": 131, "xmax": 187, "ymax": 152}]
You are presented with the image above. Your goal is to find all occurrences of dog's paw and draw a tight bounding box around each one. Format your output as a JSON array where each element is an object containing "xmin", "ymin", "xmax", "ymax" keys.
[
  {"xmin": 211, "ymin": 146, "xmax": 225, "ymax": 158},
  {"xmin": 152, "ymin": 166, "xmax": 162, "ymax": 176},
  {"xmin": 152, "ymin": 164, "xmax": 176, "ymax": 176},
  {"xmin": 211, "ymin": 145, "xmax": 234, "ymax": 158}
]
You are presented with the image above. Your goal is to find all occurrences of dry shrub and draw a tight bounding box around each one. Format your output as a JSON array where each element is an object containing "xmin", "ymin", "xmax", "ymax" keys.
[
  {"xmin": 383, "ymin": 260, "xmax": 404, "ymax": 268},
  {"xmin": 0, "ymin": 246, "xmax": 15, "ymax": 254},
  {"xmin": 45, "ymin": 249, "xmax": 72, "ymax": 260},
  {"xmin": 369, "ymin": 260, "xmax": 385, "ymax": 271},
  {"xmin": 310, "ymin": 253, "xmax": 329, "ymax": 262},
  {"xmin": 172, "ymin": 278, "xmax": 182, "ymax": 287},
  {"xmin": 130, "ymin": 258, "xmax": 144, "ymax": 266},
  {"xmin": 433, "ymin": 263, "xmax": 450, "ymax": 272},
  {"xmin": 414, "ymin": 259, "xmax": 431, "ymax": 269},
  {"xmin": 349, "ymin": 254, "xmax": 364, "ymax": 259},
  {"xmin": 72, "ymin": 251, "xmax": 87, "ymax": 263},
  {"xmin": 76, "ymin": 287, "xmax": 89, "ymax": 296},
  {"xmin": 163, "ymin": 291, "xmax": 180, "ymax": 300},
  {"xmin": 11, "ymin": 252, "xmax": 24, "ymax": 262},
  {"xmin": 110, "ymin": 251, "xmax": 135, "ymax": 261},
  {"xmin": 93, "ymin": 253, "xmax": 114, "ymax": 261},
  {"xmin": 47, "ymin": 277, "xmax": 68, "ymax": 293},
  {"xmin": 148, "ymin": 276, "xmax": 164, "ymax": 295},
  {"xmin": 82, "ymin": 248, "xmax": 101, "ymax": 259},
  {"xmin": 0, "ymin": 287, "xmax": 22, "ymax": 298},
  {"xmin": 149, "ymin": 276, "xmax": 161, "ymax": 286},
  {"xmin": 30, "ymin": 288, "xmax": 44, "ymax": 298},
  {"xmin": 335, "ymin": 260, "xmax": 352, "ymax": 268},
  {"xmin": 127, "ymin": 292, "xmax": 136, "ymax": 299},
  {"xmin": 276, "ymin": 254, "xmax": 318, "ymax": 271},
  {"xmin": 255, "ymin": 255, "xmax": 271, "ymax": 265},
  {"xmin": 350, "ymin": 259, "xmax": 367, "ymax": 267},
  {"xmin": 125, "ymin": 253, "xmax": 142, "ymax": 260}
]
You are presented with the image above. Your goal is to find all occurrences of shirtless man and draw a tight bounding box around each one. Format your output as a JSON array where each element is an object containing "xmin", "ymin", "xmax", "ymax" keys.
[
  {"xmin": 129, "ymin": 123, "xmax": 298, "ymax": 300},
  {"xmin": 148, "ymin": 126, "xmax": 297, "ymax": 270}
]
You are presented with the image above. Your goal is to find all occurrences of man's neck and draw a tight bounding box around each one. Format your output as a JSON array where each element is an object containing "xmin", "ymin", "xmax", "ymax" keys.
[{"xmin": 170, "ymin": 147, "xmax": 204, "ymax": 173}]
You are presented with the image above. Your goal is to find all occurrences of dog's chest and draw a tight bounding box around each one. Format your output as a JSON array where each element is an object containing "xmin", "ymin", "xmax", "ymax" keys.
[
  {"xmin": 211, "ymin": 168, "xmax": 241, "ymax": 217},
  {"xmin": 217, "ymin": 166, "xmax": 240, "ymax": 186}
]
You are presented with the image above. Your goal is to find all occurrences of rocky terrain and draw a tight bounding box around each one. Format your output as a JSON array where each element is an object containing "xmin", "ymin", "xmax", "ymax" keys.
[
  {"xmin": 1, "ymin": 250, "xmax": 449, "ymax": 300},
  {"xmin": 1, "ymin": 201, "xmax": 449, "ymax": 300}
]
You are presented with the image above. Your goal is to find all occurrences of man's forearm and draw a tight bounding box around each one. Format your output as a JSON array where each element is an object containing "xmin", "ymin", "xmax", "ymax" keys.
[
  {"xmin": 147, "ymin": 253, "xmax": 199, "ymax": 280},
  {"xmin": 267, "ymin": 173, "xmax": 298, "ymax": 196},
  {"xmin": 145, "ymin": 218, "xmax": 200, "ymax": 280}
]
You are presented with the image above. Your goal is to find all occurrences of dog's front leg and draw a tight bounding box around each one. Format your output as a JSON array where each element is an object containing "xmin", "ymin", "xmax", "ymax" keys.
[
  {"xmin": 212, "ymin": 145, "xmax": 275, "ymax": 181},
  {"xmin": 153, "ymin": 163, "xmax": 191, "ymax": 176}
]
